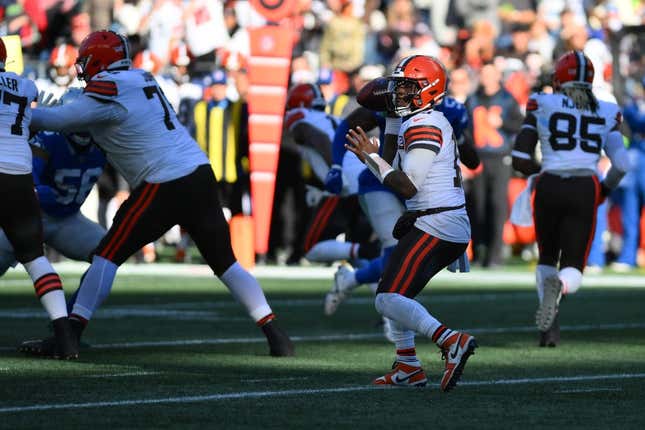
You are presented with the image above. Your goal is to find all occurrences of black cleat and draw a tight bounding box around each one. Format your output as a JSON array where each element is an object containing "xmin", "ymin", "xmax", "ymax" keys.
[
  {"xmin": 538, "ymin": 313, "xmax": 560, "ymax": 347},
  {"xmin": 19, "ymin": 317, "xmax": 80, "ymax": 360},
  {"xmin": 261, "ymin": 321, "xmax": 295, "ymax": 357}
]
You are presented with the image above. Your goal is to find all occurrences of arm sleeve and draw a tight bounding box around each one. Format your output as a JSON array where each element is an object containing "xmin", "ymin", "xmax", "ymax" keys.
[
  {"xmin": 604, "ymin": 131, "xmax": 631, "ymax": 173},
  {"xmin": 31, "ymin": 95, "xmax": 127, "ymax": 133},
  {"xmin": 331, "ymin": 119, "xmax": 350, "ymax": 165},
  {"xmin": 402, "ymin": 147, "xmax": 437, "ymax": 190}
]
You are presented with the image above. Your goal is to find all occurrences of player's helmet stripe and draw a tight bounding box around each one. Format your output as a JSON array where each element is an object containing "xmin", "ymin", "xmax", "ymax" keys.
[{"xmin": 575, "ymin": 51, "xmax": 586, "ymax": 82}]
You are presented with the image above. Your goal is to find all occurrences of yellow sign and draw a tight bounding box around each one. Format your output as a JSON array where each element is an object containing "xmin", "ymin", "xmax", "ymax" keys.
[{"xmin": 1, "ymin": 35, "xmax": 24, "ymax": 75}]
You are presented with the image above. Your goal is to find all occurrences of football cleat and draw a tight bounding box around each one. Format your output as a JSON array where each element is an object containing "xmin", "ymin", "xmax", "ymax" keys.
[
  {"xmin": 323, "ymin": 265, "xmax": 356, "ymax": 316},
  {"xmin": 536, "ymin": 274, "xmax": 562, "ymax": 332},
  {"xmin": 539, "ymin": 312, "xmax": 560, "ymax": 347},
  {"xmin": 261, "ymin": 321, "xmax": 295, "ymax": 357},
  {"xmin": 373, "ymin": 361, "xmax": 428, "ymax": 387},
  {"xmin": 439, "ymin": 331, "xmax": 477, "ymax": 392},
  {"xmin": 19, "ymin": 317, "xmax": 81, "ymax": 360}
]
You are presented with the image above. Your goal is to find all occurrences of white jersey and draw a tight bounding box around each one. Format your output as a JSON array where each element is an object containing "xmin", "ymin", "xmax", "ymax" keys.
[
  {"xmin": 0, "ymin": 72, "xmax": 38, "ymax": 174},
  {"xmin": 32, "ymin": 69, "xmax": 209, "ymax": 188},
  {"xmin": 525, "ymin": 92, "xmax": 622, "ymax": 173},
  {"xmin": 397, "ymin": 110, "xmax": 470, "ymax": 243}
]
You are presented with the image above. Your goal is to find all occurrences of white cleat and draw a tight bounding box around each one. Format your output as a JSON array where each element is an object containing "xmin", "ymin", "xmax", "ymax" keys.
[
  {"xmin": 535, "ymin": 274, "xmax": 562, "ymax": 332},
  {"xmin": 324, "ymin": 264, "xmax": 356, "ymax": 316}
]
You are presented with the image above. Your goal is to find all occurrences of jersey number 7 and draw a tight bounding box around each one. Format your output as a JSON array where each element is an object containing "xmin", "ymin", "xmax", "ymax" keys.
[
  {"xmin": 143, "ymin": 85, "xmax": 175, "ymax": 131},
  {"xmin": 1, "ymin": 90, "xmax": 27, "ymax": 136}
]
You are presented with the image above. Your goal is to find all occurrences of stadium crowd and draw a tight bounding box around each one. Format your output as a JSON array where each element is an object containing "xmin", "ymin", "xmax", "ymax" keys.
[{"xmin": 1, "ymin": 0, "xmax": 644, "ymax": 272}]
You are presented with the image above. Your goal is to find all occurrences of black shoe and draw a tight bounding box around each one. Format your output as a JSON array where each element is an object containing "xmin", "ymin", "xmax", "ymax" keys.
[
  {"xmin": 538, "ymin": 313, "xmax": 560, "ymax": 347},
  {"xmin": 261, "ymin": 321, "xmax": 295, "ymax": 357},
  {"xmin": 19, "ymin": 317, "xmax": 79, "ymax": 359}
]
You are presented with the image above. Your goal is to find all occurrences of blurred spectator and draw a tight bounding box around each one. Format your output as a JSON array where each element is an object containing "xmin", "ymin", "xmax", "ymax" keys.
[
  {"xmin": 140, "ymin": 0, "xmax": 184, "ymax": 65},
  {"xmin": 112, "ymin": 0, "xmax": 149, "ymax": 36},
  {"xmin": 463, "ymin": 20, "xmax": 497, "ymax": 70},
  {"xmin": 465, "ymin": 63, "xmax": 523, "ymax": 267},
  {"xmin": 85, "ymin": 0, "xmax": 114, "ymax": 31},
  {"xmin": 319, "ymin": 0, "xmax": 365, "ymax": 75},
  {"xmin": 449, "ymin": 67, "xmax": 473, "ymax": 103},
  {"xmin": 528, "ymin": 17, "xmax": 555, "ymax": 67},
  {"xmin": 451, "ymin": 0, "xmax": 501, "ymax": 35}
]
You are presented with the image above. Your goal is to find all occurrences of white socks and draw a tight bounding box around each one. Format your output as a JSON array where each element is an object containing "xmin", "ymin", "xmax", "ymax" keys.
[
  {"xmin": 72, "ymin": 255, "xmax": 118, "ymax": 320},
  {"xmin": 220, "ymin": 262, "xmax": 273, "ymax": 322},
  {"xmin": 24, "ymin": 256, "xmax": 67, "ymax": 320},
  {"xmin": 536, "ymin": 264, "xmax": 583, "ymax": 300},
  {"xmin": 305, "ymin": 240, "xmax": 357, "ymax": 262},
  {"xmin": 560, "ymin": 267, "xmax": 582, "ymax": 295},
  {"xmin": 375, "ymin": 292, "xmax": 443, "ymax": 340}
]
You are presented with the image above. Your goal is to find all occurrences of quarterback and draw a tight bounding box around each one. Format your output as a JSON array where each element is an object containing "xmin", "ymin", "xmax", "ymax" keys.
[{"xmin": 345, "ymin": 55, "xmax": 477, "ymax": 391}]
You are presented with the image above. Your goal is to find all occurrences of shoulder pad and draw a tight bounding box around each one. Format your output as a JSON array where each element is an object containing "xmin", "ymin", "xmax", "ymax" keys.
[{"xmin": 84, "ymin": 78, "xmax": 118, "ymax": 98}]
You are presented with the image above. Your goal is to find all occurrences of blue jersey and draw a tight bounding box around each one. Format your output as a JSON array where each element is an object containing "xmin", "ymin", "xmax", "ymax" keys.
[
  {"xmin": 435, "ymin": 96, "xmax": 469, "ymax": 141},
  {"xmin": 31, "ymin": 132, "xmax": 106, "ymax": 218}
]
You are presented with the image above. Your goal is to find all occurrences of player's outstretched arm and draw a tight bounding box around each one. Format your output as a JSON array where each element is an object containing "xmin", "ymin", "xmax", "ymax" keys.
[{"xmin": 31, "ymin": 95, "xmax": 126, "ymax": 134}]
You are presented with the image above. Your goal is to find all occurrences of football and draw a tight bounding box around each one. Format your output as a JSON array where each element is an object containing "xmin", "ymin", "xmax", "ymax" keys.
[{"xmin": 357, "ymin": 77, "xmax": 389, "ymax": 111}]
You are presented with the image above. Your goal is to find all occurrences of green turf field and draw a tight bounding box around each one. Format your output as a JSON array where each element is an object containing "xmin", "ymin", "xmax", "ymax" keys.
[{"xmin": 1, "ymin": 265, "xmax": 644, "ymax": 429}]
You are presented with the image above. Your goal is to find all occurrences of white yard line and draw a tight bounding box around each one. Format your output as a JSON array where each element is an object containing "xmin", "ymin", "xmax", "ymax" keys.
[
  {"xmin": 0, "ymin": 308, "xmax": 246, "ymax": 321},
  {"xmin": 554, "ymin": 387, "xmax": 623, "ymax": 394},
  {"xmin": 1, "ymin": 322, "xmax": 643, "ymax": 352},
  {"xmin": 0, "ymin": 373, "xmax": 643, "ymax": 414},
  {"xmin": 2, "ymin": 262, "xmax": 645, "ymax": 287},
  {"xmin": 83, "ymin": 371, "xmax": 161, "ymax": 379}
]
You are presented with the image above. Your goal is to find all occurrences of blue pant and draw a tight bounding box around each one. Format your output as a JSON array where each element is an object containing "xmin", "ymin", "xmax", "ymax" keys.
[{"xmin": 615, "ymin": 149, "xmax": 645, "ymax": 266}]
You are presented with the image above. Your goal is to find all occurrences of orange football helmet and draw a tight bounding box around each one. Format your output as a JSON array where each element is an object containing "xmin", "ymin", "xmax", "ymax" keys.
[
  {"xmin": 50, "ymin": 44, "xmax": 78, "ymax": 68},
  {"xmin": 552, "ymin": 51, "xmax": 595, "ymax": 90},
  {"xmin": 75, "ymin": 30, "xmax": 131, "ymax": 81},
  {"xmin": 387, "ymin": 55, "xmax": 448, "ymax": 116},
  {"xmin": 286, "ymin": 83, "xmax": 326, "ymax": 111}
]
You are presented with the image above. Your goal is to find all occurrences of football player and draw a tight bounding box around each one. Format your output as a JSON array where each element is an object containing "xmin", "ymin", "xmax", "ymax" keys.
[
  {"xmin": 323, "ymin": 89, "xmax": 478, "ymax": 317},
  {"xmin": 21, "ymin": 30, "xmax": 294, "ymax": 358},
  {"xmin": 0, "ymin": 38, "xmax": 78, "ymax": 359},
  {"xmin": 512, "ymin": 51, "xmax": 630, "ymax": 346},
  {"xmin": 35, "ymin": 43, "xmax": 83, "ymax": 101},
  {"xmin": 0, "ymin": 127, "xmax": 106, "ymax": 276},
  {"xmin": 345, "ymin": 55, "xmax": 477, "ymax": 391},
  {"xmin": 284, "ymin": 83, "xmax": 376, "ymax": 266}
]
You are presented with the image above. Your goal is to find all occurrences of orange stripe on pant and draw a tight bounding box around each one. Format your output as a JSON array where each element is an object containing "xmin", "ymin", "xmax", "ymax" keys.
[
  {"xmin": 398, "ymin": 237, "xmax": 440, "ymax": 296},
  {"xmin": 304, "ymin": 197, "xmax": 339, "ymax": 252},
  {"xmin": 99, "ymin": 183, "xmax": 159, "ymax": 261},
  {"xmin": 388, "ymin": 233, "xmax": 431, "ymax": 293},
  {"xmin": 105, "ymin": 184, "xmax": 160, "ymax": 261}
]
